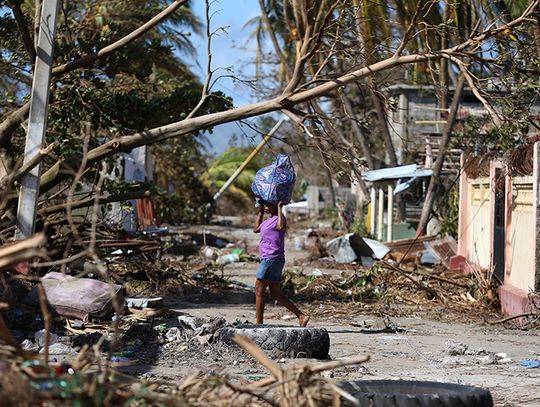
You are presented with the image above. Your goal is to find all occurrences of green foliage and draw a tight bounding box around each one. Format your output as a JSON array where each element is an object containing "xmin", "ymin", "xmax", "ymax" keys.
[
  {"xmin": 201, "ymin": 147, "xmax": 269, "ymax": 209},
  {"xmin": 154, "ymin": 189, "xmax": 213, "ymax": 225},
  {"xmin": 1, "ymin": 0, "xmax": 234, "ymax": 226},
  {"xmin": 350, "ymin": 216, "xmax": 369, "ymax": 237},
  {"xmin": 439, "ymin": 184, "xmax": 459, "ymax": 239}
]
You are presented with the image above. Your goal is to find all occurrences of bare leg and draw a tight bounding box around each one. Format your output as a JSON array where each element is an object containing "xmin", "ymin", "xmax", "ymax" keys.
[
  {"xmin": 269, "ymin": 283, "xmax": 310, "ymax": 327},
  {"xmin": 255, "ymin": 279, "xmax": 270, "ymax": 324}
]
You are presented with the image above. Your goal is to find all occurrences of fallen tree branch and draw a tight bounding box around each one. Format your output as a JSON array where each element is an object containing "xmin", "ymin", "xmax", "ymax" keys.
[
  {"xmin": 0, "ymin": 233, "xmax": 47, "ymax": 270},
  {"xmin": 6, "ymin": 0, "xmax": 36, "ymax": 63},
  {"xmin": 485, "ymin": 313, "xmax": 539, "ymax": 325},
  {"xmin": 233, "ymin": 334, "xmax": 282, "ymax": 378},
  {"xmin": 0, "ymin": 0, "xmax": 189, "ymax": 146},
  {"xmin": 381, "ymin": 260, "xmax": 444, "ymax": 302},
  {"xmin": 38, "ymin": 190, "xmax": 150, "ymax": 216},
  {"xmin": 1, "ymin": 142, "xmax": 57, "ymax": 186},
  {"xmin": 5, "ymin": 1, "xmax": 539, "ymax": 199}
]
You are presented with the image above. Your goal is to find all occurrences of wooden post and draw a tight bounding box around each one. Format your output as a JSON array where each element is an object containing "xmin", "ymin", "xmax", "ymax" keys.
[
  {"xmin": 387, "ymin": 184, "xmax": 394, "ymax": 242},
  {"xmin": 377, "ymin": 186, "xmax": 384, "ymax": 240},
  {"xmin": 15, "ymin": 0, "xmax": 60, "ymax": 238},
  {"xmin": 370, "ymin": 187, "xmax": 376, "ymax": 236}
]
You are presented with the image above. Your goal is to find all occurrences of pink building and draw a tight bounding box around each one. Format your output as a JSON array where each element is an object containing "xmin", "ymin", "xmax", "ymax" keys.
[{"xmin": 452, "ymin": 143, "xmax": 540, "ymax": 316}]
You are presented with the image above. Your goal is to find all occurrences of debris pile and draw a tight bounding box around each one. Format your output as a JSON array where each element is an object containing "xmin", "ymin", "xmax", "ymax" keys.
[
  {"xmin": 442, "ymin": 340, "xmax": 512, "ymax": 365},
  {"xmin": 282, "ymin": 261, "xmax": 500, "ymax": 321},
  {"xmin": 0, "ymin": 320, "xmax": 370, "ymax": 406}
]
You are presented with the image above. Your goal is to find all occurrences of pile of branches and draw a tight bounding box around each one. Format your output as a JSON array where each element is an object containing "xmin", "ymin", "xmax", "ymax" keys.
[
  {"xmin": 0, "ymin": 330, "xmax": 369, "ymax": 406},
  {"xmin": 282, "ymin": 261, "xmax": 501, "ymax": 321}
]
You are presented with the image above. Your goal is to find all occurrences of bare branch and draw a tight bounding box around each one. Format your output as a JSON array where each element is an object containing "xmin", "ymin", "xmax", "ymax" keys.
[
  {"xmin": 187, "ymin": 0, "xmax": 214, "ymax": 119},
  {"xmin": 394, "ymin": 0, "xmax": 429, "ymax": 56},
  {"xmin": 0, "ymin": 233, "xmax": 47, "ymax": 270},
  {"xmin": 0, "ymin": 142, "xmax": 57, "ymax": 186},
  {"xmin": 39, "ymin": 190, "xmax": 151, "ymax": 216},
  {"xmin": 258, "ymin": 0, "xmax": 292, "ymax": 78},
  {"xmin": 6, "ymin": 0, "xmax": 36, "ymax": 63},
  {"xmin": 0, "ymin": 103, "xmax": 30, "ymax": 147},
  {"xmin": 4, "ymin": 1, "xmax": 535, "ymax": 199}
]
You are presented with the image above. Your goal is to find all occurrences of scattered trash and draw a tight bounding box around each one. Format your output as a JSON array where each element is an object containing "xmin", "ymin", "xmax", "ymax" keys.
[
  {"xmin": 165, "ymin": 327, "xmax": 183, "ymax": 342},
  {"xmin": 40, "ymin": 343, "xmax": 75, "ymax": 355},
  {"xmin": 126, "ymin": 297, "xmax": 163, "ymax": 309},
  {"xmin": 202, "ymin": 246, "xmax": 217, "ymax": 259},
  {"xmin": 294, "ymin": 236, "xmax": 306, "ymax": 251},
  {"xmin": 21, "ymin": 339, "xmax": 39, "ymax": 352},
  {"xmin": 516, "ymin": 360, "xmax": 540, "ymax": 368},
  {"xmin": 216, "ymin": 253, "xmax": 240, "ymax": 265},
  {"xmin": 326, "ymin": 233, "xmax": 389, "ymax": 264},
  {"xmin": 444, "ymin": 340, "xmax": 469, "ymax": 356},
  {"xmin": 110, "ymin": 356, "xmax": 131, "ymax": 364},
  {"xmin": 194, "ymin": 317, "xmax": 226, "ymax": 336},
  {"xmin": 178, "ymin": 316, "xmax": 207, "ymax": 330},
  {"xmin": 35, "ymin": 330, "xmax": 58, "ymax": 347},
  {"xmin": 420, "ymin": 247, "xmax": 441, "ymax": 265},
  {"xmin": 231, "ymin": 248, "xmax": 246, "ymax": 256},
  {"xmin": 70, "ymin": 320, "xmax": 85, "ymax": 330},
  {"xmin": 27, "ymin": 272, "xmax": 124, "ymax": 321}
]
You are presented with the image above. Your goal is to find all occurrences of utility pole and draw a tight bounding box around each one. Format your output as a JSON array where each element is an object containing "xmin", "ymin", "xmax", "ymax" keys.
[
  {"xmin": 16, "ymin": 0, "xmax": 60, "ymax": 238},
  {"xmin": 213, "ymin": 117, "xmax": 287, "ymax": 202}
]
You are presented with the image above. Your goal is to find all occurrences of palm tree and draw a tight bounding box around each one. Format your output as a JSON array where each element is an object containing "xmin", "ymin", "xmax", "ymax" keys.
[{"xmin": 201, "ymin": 147, "xmax": 268, "ymax": 210}]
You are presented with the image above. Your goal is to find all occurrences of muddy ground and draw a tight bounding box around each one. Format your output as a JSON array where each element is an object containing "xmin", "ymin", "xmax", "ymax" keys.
[{"xmin": 115, "ymin": 221, "xmax": 540, "ymax": 407}]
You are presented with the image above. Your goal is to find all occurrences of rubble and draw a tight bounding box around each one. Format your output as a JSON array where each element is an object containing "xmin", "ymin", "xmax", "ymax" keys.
[
  {"xmin": 178, "ymin": 315, "xmax": 207, "ymax": 330},
  {"xmin": 40, "ymin": 343, "xmax": 75, "ymax": 355},
  {"xmin": 443, "ymin": 341, "xmax": 512, "ymax": 365},
  {"xmin": 35, "ymin": 330, "xmax": 58, "ymax": 347}
]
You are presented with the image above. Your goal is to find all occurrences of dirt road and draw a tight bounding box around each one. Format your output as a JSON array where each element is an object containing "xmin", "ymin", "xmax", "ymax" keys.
[{"xmin": 138, "ymin": 223, "xmax": 540, "ymax": 406}]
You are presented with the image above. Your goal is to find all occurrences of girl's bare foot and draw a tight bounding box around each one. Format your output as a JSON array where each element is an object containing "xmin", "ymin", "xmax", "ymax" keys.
[{"xmin": 299, "ymin": 314, "xmax": 310, "ymax": 327}]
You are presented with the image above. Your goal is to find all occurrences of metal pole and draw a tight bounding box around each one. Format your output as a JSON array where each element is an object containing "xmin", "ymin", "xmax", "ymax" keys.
[
  {"xmin": 15, "ymin": 0, "xmax": 60, "ymax": 238},
  {"xmin": 213, "ymin": 117, "xmax": 287, "ymax": 201}
]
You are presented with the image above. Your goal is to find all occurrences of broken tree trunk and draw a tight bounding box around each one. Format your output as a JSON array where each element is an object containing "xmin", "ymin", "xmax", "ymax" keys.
[{"xmin": 417, "ymin": 74, "xmax": 466, "ymax": 236}]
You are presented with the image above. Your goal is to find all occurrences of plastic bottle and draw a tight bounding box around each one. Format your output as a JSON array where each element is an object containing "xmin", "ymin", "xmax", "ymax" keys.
[{"xmin": 217, "ymin": 253, "xmax": 240, "ymax": 265}]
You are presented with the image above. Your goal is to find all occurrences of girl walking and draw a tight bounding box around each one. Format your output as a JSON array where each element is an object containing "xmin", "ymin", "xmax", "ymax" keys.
[{"xmin": 253, "ymin": 201, "xmax": 310, "ymax": 327}]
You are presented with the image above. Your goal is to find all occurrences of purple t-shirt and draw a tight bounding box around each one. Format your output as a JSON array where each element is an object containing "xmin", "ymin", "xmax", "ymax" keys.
[{"xmin": 259, "ymin": 215, "xmax": 286, "ymax": 259}]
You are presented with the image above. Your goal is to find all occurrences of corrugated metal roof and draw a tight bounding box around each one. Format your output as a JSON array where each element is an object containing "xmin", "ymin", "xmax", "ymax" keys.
[{"xmin": 361, "ymin": 164, "xmax": 433, "ymax": 182}]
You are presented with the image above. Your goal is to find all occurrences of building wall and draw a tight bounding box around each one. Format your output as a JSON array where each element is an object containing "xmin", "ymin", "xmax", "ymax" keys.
[
  {"xmin": 467, "ymin": 178, "xmax": 492, "ymax": 268},
  {"xmin": 507, "ymin": 176, "xmax": 536, "ymax": 292},
  {"xmin": 456, "ymin": 150, "xmax": 539, "ymax": 316}
]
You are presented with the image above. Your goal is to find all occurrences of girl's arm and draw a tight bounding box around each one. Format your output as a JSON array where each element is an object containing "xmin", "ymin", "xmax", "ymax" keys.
[
  {"xmin": 253, "ymin": 204, "xmax": 264, "ymax": 233},
  {"xmin": 276, "ymin": 201, "xmax": 286, "ymax": 231}
]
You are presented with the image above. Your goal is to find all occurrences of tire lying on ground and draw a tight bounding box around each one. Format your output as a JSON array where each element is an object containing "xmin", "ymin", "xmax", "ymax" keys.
[
  {"xmin": 216, "ymin": 324, "xmax": 330, "ymax": 359},
  {"xmin": 338, "ymin": 380, "xmax": 493, "ymax": 407}
]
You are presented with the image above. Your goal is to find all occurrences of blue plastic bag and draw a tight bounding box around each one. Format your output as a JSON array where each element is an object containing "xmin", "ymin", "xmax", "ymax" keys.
[{"xmin": 252, "ymin": 155, "xmax": 296, "ymax": 204}]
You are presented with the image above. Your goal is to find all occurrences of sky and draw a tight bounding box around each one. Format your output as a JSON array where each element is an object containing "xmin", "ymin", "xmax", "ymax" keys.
[{"xmin": 187, "ymin": 0, "xmax": 264, "ymax": 156}]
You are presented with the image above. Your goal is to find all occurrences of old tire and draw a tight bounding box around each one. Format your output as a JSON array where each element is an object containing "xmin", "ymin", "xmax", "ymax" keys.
[
  {"xmin": 216, "ymin": 324, "xmax": 330, "ymax": 359},
  {"xmin": 339, "ymin": 380, "xmax": 493, "ymax": 407}
]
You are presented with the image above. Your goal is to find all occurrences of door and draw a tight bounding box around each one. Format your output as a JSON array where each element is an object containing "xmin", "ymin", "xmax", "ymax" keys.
[{"xmin": 493, "ymin": 171, "xmax": 505, "ymax": 280}]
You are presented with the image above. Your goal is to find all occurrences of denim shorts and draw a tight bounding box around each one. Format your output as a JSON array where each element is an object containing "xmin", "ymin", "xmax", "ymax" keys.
[{"xmin": 256, "ymin": 257, "xmax": 285, "ymax": 283}]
